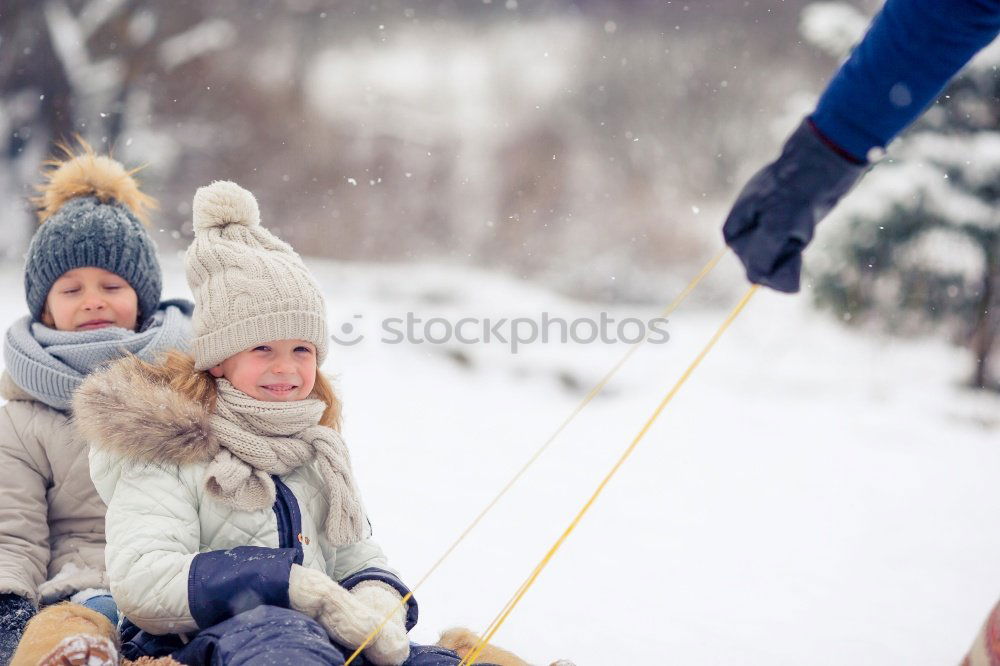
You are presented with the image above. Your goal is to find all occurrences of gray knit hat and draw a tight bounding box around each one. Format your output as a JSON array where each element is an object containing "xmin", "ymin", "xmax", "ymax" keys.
[
  {"xmin": 185, "ymin": 181, "xmax": 328, "ymax": 371},
  {"xmin": 27, "ymin": 150, "xmax": 161, "ymax": 325}
]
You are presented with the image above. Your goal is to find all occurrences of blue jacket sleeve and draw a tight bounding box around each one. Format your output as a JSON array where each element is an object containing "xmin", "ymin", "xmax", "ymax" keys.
[
  {"xmin": 188, "ymin": 546, "xmax": 297, "ymax": 630},
  {"xmin": 810, "ymin": 0, "xmax": 1000, "ymax": 161}
]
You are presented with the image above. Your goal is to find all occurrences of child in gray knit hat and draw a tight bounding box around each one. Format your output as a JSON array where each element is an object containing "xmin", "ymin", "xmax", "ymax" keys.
[
  {"xmin": 0, "ymin": 143, "xmax": 193, "ymax": 666},
  {"xmin": 72, "ymin": 181, "xmax": 481, "ymax": 666}
]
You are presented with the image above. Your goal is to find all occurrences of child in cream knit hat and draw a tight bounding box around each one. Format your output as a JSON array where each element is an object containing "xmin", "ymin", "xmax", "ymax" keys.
[{"xmin": 75, "ymin": 182, "xmax": 478, "ymax": 666}]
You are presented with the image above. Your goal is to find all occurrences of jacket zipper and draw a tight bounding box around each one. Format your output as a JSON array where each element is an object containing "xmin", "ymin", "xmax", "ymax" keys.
[{"xmin": 271, "ymin": 476, "xmax": 304, "ymax": 564}]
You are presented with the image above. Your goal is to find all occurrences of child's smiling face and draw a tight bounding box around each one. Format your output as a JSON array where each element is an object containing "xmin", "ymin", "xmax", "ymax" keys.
[
  {"xmin": 42, "ymin": 266, "xmax": 139, "ymax": 332},
  {"xmin": 209, "ymin": 339, "xmax": 318, "ymax": 401}
]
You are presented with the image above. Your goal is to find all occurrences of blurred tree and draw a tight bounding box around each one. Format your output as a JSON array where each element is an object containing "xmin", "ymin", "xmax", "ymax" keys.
[
  {"xmin": 0, "ymin": 0, "xmax": 833, "ymax": 304},
  {"xmin": 0, "ymin": 0, "xmax": 212, "ymax": 249},
  {"xmin": 803, "ymin": 2, "xmax": 1000, "ymax": 390}
]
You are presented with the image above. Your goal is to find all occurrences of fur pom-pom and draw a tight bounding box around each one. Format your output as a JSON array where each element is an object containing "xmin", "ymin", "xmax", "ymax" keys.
[
  {"xmin": 192, "ymin": 180, "xmax": 260, "ymax": 231},
  {"xmin": 33, "ymin": 138, "xmax": 155, "ymax": 225}
]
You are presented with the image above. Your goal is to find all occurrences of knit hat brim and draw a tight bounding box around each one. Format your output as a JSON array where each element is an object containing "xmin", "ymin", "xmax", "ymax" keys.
[{"xmin": 192, "ymin": 310, "xmax": 328, "ymax": 371}]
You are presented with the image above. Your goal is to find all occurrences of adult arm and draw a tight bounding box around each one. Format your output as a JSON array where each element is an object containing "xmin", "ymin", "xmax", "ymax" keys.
[
  {"xmin": 812, "ymin": 0, "xmax": 1000, "ymax": 161},
  {"xmin": 723, "ymin": 0, "xmax": 1000, "ymax": 292}
]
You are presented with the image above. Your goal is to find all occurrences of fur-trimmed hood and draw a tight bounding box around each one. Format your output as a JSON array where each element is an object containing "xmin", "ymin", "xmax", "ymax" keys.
[{"xmin": 73, "ymin": 354, "xmax": 218, "ymax": 466}]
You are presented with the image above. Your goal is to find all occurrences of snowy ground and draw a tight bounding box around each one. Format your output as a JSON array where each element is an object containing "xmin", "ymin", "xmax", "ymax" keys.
[{"xmin": 2, "ymin": 252, "xmax": 998, "ymax": 665}]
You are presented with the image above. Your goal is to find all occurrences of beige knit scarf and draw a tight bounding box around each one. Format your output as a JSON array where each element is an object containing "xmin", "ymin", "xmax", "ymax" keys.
[{"xmin": 204, "ymin": 379, "xmax": 366, "ymax": 547}]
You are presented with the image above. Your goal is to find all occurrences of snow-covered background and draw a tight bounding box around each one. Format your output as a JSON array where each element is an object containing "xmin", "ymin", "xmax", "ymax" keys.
[{"xmin": 3, "ymin": 251, "xmax": 995, "ymax": 665}]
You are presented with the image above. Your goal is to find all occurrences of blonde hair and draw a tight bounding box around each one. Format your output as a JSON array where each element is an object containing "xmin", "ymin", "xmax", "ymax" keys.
[{"xmin": 140, "ymin": 349, "xmax": 342, "ymax": 429}]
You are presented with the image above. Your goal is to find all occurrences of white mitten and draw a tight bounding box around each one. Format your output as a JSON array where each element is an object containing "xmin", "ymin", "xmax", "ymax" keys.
[
  {"xmin": 288, "ymin": 564, "xmax": 381, "ymax": 649},
  {"xmin": 350, "ymin": 581, "xmax": 410, "ymax": 666}
]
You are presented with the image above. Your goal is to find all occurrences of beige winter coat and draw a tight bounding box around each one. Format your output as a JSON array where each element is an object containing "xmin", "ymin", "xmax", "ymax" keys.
[{"xmin": 0, "ymin": 372, "xmax": 108, "ymax": 605}]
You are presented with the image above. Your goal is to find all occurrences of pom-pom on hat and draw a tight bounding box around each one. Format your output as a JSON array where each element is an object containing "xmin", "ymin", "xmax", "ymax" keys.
[
  {"xmin": 26, "ymin": 139, "xmax": 162, "ymax": 325},
  {"xmin": 185, "ymin": 181, "xmax": 329, "ymax": 371}
]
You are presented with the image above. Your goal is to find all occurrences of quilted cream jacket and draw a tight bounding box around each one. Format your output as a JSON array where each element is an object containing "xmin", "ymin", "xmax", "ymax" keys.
[{"xmin": 74, "ymin": 356, "xmax": 412, "ymax": 637}]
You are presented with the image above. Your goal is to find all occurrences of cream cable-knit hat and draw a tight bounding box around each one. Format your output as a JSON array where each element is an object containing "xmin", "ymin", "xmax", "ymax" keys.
[{"xmin": 185, "ymin": 181, "xmax": 328, "ymax": 371}]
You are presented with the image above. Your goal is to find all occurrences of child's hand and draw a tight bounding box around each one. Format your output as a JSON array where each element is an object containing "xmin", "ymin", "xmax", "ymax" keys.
[
  {"xmin": 288, "ymin": 565, "xmax": 410, "ymax": 664},
  {"xmin": 288, "ymin": 564, "xmax": 380, "ymax": 648},
  {"xmin": 358, "ymin": 620, "xmax": 409, "ymax": 666},
  {"xmin": 350, "ymin": 582, "xmax": 410, "ymax": 666}
]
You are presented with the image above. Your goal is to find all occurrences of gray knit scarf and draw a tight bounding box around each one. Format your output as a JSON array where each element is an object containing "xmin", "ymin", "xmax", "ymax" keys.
[
  {"xmin": 3, "ymin": 300, "xmax": 194, "ymax": 412},
  {"xmin": 205, "ymin": 379, "xmax": 366, "ymax": 548}
]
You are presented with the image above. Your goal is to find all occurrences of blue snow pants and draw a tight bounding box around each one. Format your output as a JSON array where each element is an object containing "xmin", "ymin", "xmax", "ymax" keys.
[{"xmin": 146, "ymin": 605, "xmax": 471, "ymax": 666}]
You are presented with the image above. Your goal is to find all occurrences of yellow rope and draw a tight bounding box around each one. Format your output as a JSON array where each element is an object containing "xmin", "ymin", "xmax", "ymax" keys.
[
  {"xmin": 459, "ymin": 284, "xmax": 759, "ymax": 666},
  {"xmin": 343, "ymin": 248, "xmax": 727, "ymax": 666}
]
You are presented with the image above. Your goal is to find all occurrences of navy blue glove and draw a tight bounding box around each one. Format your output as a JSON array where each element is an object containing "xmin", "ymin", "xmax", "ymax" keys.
[
  {"xmin": 722, "ymin": 118, "xmax": 867, "ymax": 293},
  {"xmin": 0, "ymin": 593, "xmax": 36, "ymax": 665}
]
